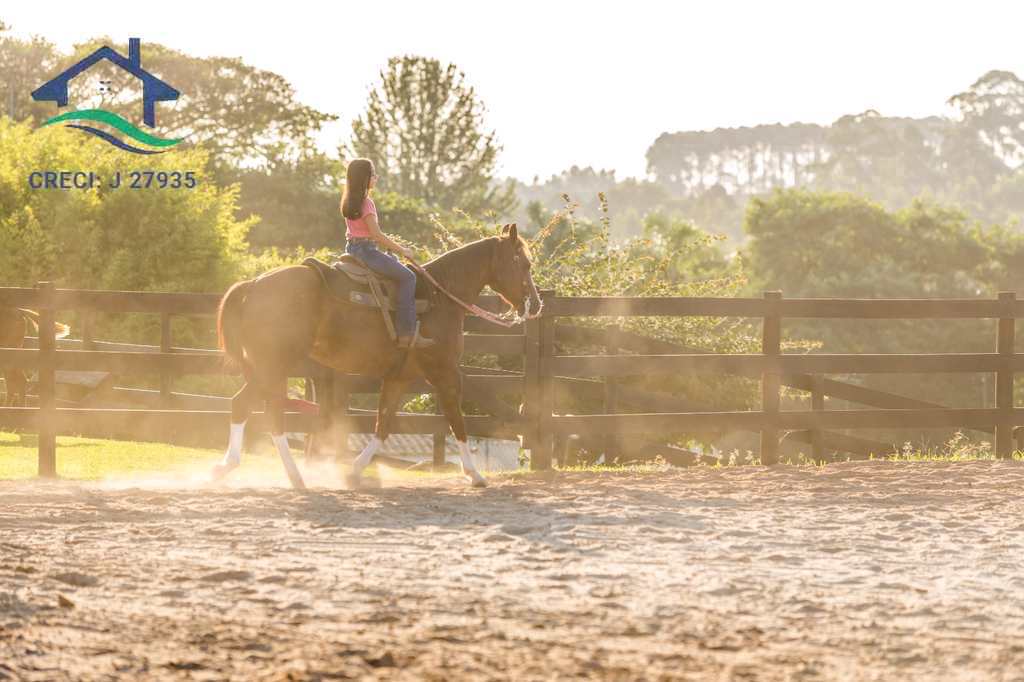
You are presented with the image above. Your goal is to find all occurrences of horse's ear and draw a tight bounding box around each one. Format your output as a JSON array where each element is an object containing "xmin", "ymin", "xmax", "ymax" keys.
[
  {"xmin": 501, "ymin": 223, "xmax": 511, "ymax": 236},
  {"xmin": 508, "ymin": 223, "xmax": 518, "ymax": 240}
]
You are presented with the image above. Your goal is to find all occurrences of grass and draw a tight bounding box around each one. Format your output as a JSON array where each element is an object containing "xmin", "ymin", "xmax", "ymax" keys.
[
  {"xmin": 2, "ymin": 429, "xmax": 1019, "ymax": 482},
  {"xmin": 0, "ymin": 429, "xmax": 240, "ymax": 481},
  {"xmin": 0, "ymin": 430, "xmax": 499, "ymax": 484}
]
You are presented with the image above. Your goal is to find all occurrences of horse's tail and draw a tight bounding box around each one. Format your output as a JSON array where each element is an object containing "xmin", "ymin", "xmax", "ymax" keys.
[
  {"xmin": 217, "ymin": 280, "xmax": 254, "ymax": 377},
  {"xmin": 16, "ymin": 308, "xmax": 70, "ymax": 339}
]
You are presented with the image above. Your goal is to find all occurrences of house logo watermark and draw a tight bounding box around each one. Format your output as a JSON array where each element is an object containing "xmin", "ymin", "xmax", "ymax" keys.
[{"xmin": 31, "ymin": 37, "xmax": 183, "ymax": 155}]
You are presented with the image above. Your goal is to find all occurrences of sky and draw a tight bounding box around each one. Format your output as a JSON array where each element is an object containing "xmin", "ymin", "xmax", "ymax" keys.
[{"xmin": 6, "ymin": 1, "xmax": 1024, "ymax": 182}]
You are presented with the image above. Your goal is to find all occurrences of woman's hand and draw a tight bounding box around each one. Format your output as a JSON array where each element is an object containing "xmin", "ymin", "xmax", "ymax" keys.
[{"xmin": 398, "ymin": 246, "xmax": 416, "ymax": 261}]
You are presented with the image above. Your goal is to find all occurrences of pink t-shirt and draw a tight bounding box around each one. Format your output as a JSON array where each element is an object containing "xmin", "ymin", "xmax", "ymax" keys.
[{"xmin": 344, "ymin": 196, "xmax": 377, "ymax": 239}]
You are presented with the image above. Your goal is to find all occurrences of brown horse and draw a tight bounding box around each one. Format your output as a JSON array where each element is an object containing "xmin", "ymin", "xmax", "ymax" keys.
[
  {"xmin": 0, "ymin": 308, "xmax": 70, "ymax": 407},
  {"xmin": 212, "ymin": 224, "xmax": 541, "ymax": 489},
  {"xmin": 0, "ymin": 307, "xmax": 29, "ymax": 407}
]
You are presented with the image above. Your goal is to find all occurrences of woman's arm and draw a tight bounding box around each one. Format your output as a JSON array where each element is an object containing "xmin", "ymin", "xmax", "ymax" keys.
[{"xmin": 364, "ymin": 213, "xmax": 413, "ymax": 258}]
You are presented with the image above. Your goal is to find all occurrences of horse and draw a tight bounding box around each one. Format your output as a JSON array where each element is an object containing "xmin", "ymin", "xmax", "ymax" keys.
[
  {"xmin": 211, "ymin": 224, "xmax": 542, "ymax": 489},
  {"xmin": 0, "ymin": 307, "xmax": 70, "ymax": 407}
]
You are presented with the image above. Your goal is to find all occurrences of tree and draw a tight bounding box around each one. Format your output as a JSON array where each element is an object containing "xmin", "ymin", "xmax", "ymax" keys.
[
  {"xmin": 48, "ymin": 37, "xmax": 337, "ymax": 175},
  {"xmin": 234, "ymin": 152, "xmax": 343, "ymax": 250},
  {"xmin": 948, "ymin": 70, "xmax": 1024, "ymax": 168},
  {"xmin": 346, "ymin": 55, "xmax": 516, "ymax": 216},
  {"xmin": 0, "ymin": 24, "xmax": 61, "ymax": 122},
  {"xmin": 743, "ymin": 189, "xmax": 990, "ymax": 299},
  {"xmin": 638, "ymin": 71, "xmax": 1024, "ymax": 229},
  {"xmin": 943, "ymin": 70, "xmax": 1024, "ymax": 211},
  {"xmin": 641, "ymin": 212, "xmax": 732, "ymax": 281},
  {"xmin": 0, "ymin": 116, "xmax": 259, "ymax": 352},
  {"xmin": 0, "ymin": 117, "xmax": 254, "ymax": 293},
  {"xmin": 741, "ymin": 188, "xmax": 1001, "ymax": 423}
]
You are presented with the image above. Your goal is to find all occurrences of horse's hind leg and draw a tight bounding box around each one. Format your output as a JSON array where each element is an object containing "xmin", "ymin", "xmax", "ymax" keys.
[
  {"xmin": 212, "ymin": 381, "xmax": 257, "ymax": 480},
  {"xmin": 3, "ymin": 370, "xmax": 27, "ymax": 407},
  {"xmin": 348, "ymin": 375, "xmax": 409, "ymax": 487},
  {"xmin": 267, "ymin": 381, "xmax": 306, "ymax": 490}
]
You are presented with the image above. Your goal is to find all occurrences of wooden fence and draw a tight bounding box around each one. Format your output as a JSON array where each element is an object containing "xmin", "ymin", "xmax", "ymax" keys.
[
  {"xmin": 2, "ymin": 282, "xmax": 1023, "ymax": 475},
  {"xmin": 0, "ymin": 282, "xmax": 530, "ymax": 476},
  {"xmin": 529, "ymin": 291, "xmax": 1024, "ymax": 467}
]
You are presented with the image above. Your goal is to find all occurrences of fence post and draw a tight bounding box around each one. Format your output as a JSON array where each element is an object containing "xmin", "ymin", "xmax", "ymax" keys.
[
  {"xmin": 523, "ymin": 303, "xmax": 541, "ymax": 466},
  {"xmin": 811, "ymin": 374, "xmax": 825, "ymax": 463},
  {"xmin": 531, "ymin": 291, "xmax": 555, "ymax": 470},
  {"xmin": 159, "ymin": 312, "xmax": 172, "ymax": 409},
  {"xmin": 996, "ymin": 291, "xmax": 1016, "ymax": 459},
  {"xmin": 36, "ymin": 281, "xmax": 57, "ymax": 478},
  {"xmin": 761, "ymin": 291, "xmax": 782, "ymax": 466},
  {"xmin": 603, "ymin": 326, "xmax": 621, "ymax": 464},
  {"xmin": 81, "ymin": 309, "xmax": 96, "ymax": 350}
]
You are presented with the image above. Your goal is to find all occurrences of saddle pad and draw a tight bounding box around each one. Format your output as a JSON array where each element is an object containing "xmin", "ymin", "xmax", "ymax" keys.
[{"xmin": 300, "ymin": 257, "xmax": 431, "ymax": 314}]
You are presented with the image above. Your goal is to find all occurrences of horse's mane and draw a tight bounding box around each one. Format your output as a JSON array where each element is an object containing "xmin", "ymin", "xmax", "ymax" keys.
[
  {"xmin": 421, "ymin": 232, "xmax": 531, "ymax": 298},
  {"xmin": 423, "ymin": 236, "xmax": 498, "ymax": 291}
]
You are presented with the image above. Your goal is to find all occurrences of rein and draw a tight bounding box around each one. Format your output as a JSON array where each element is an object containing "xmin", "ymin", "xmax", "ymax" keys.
[{"xmin": 406, "ymin": 260, "xmax": 543, "ymax": 328}]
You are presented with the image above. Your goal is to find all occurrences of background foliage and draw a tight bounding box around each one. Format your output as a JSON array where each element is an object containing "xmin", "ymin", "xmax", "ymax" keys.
[{"xmin": 3, "ymin": 20, "xmax": 1024, "ymax": 453}]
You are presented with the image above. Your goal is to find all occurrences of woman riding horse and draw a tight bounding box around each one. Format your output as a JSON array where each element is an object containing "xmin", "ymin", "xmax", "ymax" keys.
[
  {"xmin": 211, "ymin": 223, "xmax": 542, "ymax": 489},
  {"xmin": 340, "ymin": 158, "xmax": 436, "ymax": 349}
]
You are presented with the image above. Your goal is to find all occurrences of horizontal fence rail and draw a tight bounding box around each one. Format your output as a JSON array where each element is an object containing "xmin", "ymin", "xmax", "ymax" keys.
[
  {"xmin": 543, "ymin": 296, "xmax": 1023, "ymax": 319},
  {"xmin": 549, "ymin": 353, "xmax": 1024, "ymax": 376},
  {"xmin": 0, "ymin": 408, "xmax": 521, "ymax": 439},
  {"xmin": 548, "ymin": 408, "xmax": 1024, "ymax": 434}
]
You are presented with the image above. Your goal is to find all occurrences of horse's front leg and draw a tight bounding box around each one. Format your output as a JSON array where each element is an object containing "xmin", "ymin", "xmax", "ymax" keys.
[
  {"xmin": 435, "ymin": 372, "xmax": 486, "ymax": 488},
  {"xmin": 348, "ymin": 375, "xmax": 410, "ymax": 487}
]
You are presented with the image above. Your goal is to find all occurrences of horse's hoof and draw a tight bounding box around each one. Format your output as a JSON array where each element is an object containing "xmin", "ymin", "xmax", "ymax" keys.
[
  {"xmin": 468, "ymin": 474, "xmax": 488, "ymax": 488},
  {"xmin": 346, "ymin": 472, "xmax": 363, "ymax": 489},
  {"xmin": 210, "ymin": 462, "xmax": 235, "ymax": 481}
]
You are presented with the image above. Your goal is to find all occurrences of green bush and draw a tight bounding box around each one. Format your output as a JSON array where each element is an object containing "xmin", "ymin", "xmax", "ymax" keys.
[{"xmin": 0, "ymin": 116, "xmax": 256, "ymax": 358}]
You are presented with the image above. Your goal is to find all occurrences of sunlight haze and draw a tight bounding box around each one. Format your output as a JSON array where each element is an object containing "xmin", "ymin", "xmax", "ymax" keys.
[{"xmin": 7, "ymin": 0, "xmax": 1023, "ymax": 180}]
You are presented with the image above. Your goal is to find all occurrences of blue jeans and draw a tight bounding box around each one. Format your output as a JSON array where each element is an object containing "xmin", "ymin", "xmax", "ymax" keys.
[{"xmin": 345, "ymin": 240, "xmax": 417, "ymax": 338}]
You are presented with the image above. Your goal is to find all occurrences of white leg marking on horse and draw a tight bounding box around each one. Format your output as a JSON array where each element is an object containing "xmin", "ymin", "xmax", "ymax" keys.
[
  {"xmin": 351, "ymin": 435, "xmax": 382, "ymax": 478},
  {"xmin": 212, "ymin": 420, "xmax": 246, "ymax": 480},
  {"xmin": 272, "ymin": 432, "xmax": 306, "ymax": 490},
  {"xmin": 222, "ymin": 420, "xmax": 246, "ymax": 468},
  {"xmin": 458, "ymin": 440, "xmax": 487, "ymax": 488}
]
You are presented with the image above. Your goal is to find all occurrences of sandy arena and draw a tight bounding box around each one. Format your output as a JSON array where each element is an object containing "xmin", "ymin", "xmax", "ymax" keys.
[{"xmin": 2, "ymin": 460, "xmax": 1024, "ymax": 681}]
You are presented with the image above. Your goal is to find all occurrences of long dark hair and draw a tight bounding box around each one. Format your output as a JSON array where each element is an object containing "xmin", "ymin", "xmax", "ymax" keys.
[{"xmin": 341, "ymin": 158, "xmax": 375, "ymax": 219}]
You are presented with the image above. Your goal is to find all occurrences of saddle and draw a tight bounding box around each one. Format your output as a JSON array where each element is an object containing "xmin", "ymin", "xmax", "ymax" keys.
[{"xmin": 301, "ymin": 255, "xmax": 431, "ymax": 341}]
